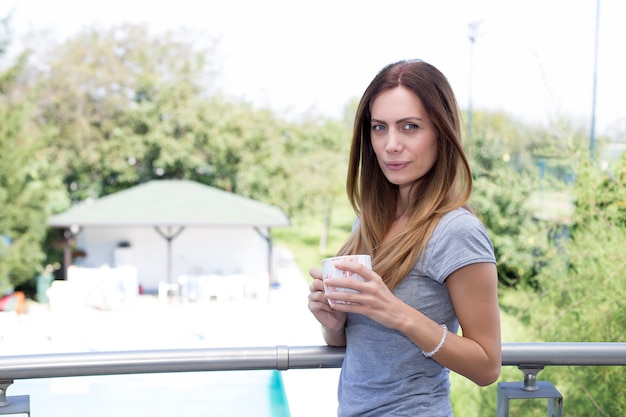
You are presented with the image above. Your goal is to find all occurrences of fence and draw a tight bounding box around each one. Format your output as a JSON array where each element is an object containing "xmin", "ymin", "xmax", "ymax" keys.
[{"xmin": 1, "ymin": 342, "xmax": 625, "ymax": 416}]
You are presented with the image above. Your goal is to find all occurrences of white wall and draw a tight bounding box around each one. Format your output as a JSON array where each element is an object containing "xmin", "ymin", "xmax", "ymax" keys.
[{"xmin": 75, "ymin": 226, "xmax": 270, "ymax": 291}]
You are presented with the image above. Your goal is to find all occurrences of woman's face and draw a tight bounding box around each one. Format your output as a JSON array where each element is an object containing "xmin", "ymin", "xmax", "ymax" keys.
[{"xmin": 370, "ymin": 86, "xmax": 438, "ymax": 195}]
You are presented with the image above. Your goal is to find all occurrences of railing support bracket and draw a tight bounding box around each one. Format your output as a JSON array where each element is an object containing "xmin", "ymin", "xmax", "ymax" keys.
[
  {"xmin": 496, "ymin": 366, "xmax": 563, "ymax": 417},
  {"xmin": 0, "ymin": 380, "xmax": 30, "ymax": 416},
  {"xmin": 519, "ymin": 364, "xmax": 544, "ymax": 391}
]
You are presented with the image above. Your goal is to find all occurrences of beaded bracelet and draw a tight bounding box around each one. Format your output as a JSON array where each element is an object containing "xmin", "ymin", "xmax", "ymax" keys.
[{"xmin": 422, "ymin": 324, "xmax": 448, "ymax": 358}]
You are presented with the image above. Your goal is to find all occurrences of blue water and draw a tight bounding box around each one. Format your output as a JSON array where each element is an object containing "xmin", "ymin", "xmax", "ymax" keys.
[{"xmin": 10, "ymin": 370, "xmax": 290, "ymax": 416}]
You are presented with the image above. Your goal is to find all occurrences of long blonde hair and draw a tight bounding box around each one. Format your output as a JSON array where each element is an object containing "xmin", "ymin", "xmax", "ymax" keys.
[{"xmin": 337, "ymin": 60, "xmax": 473, "ymax": 290}]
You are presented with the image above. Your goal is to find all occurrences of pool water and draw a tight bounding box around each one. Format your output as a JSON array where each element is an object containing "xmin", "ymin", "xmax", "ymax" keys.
[{"xmin": 11, "ymin": 370, "xmax": 291, "ymax": 416}]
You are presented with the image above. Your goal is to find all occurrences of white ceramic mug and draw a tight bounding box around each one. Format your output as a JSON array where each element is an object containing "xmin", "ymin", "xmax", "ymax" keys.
[{"xmin": 321, "ymin": 255, "xmax": 371, "ymax": 306}]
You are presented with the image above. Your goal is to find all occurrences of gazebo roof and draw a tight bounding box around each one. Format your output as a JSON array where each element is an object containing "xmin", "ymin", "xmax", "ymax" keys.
[{"xmin": 48, "ymin": 180, "xmax": 290, "ymax": 228}]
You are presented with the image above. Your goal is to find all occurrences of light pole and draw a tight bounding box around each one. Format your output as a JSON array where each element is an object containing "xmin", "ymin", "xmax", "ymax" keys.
[
  {"xmin": 468, "ymin": 20, "xmax": 483, "ymax": 140},
  {"xmin": 589, "ymin": 0, "xmax": 600, "ymax": 161}
]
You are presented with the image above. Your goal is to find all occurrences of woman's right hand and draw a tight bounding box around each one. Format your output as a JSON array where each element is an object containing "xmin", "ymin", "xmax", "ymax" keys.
[{"xmin": 308, "ymin": 267, "xmax": 347, "ymax": 336}]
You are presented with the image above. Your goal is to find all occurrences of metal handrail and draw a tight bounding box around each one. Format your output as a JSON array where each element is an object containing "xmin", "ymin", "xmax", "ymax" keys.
[
  {"xmin": 501, "ymin": 342, "xmax": 626, "ymax": 366},
  {"xmin": 0, "ymin": 342, "xmax": 625, "ymax": 381},
  {"xmin": 0, "ymin": 345, "xmax": 344, "ymax": 380},
  {"xmin": 1, "ymin": 342, "xmax": 626, "ymax": 414}
]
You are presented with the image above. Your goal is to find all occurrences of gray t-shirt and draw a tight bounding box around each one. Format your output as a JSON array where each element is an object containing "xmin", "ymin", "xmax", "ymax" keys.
[{"xmin": 338, "ymin": 208, "xmax": 496, "ymax": 416}]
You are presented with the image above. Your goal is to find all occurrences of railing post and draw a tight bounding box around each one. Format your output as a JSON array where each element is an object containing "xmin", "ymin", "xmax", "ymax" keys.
[
  {"xmin": 496, "ymin": 366, "xmax": 563, "ymax": 417},
  {"xmin": 0, "ymin": 380, "xmax": 31, "ymax": 416}
]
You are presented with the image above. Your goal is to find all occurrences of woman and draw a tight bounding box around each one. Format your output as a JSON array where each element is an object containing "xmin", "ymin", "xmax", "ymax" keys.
[{"xmin": 307, "ymin": 60, "xmax": 501, "ymax": 416}]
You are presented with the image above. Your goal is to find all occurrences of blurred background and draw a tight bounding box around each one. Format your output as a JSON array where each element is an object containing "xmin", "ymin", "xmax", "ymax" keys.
[{"xmin": 1, "ymin": 1, "xmax": 625, "ymax": 416}]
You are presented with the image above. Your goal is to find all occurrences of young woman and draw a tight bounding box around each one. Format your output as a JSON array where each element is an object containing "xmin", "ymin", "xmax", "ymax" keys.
[{"xmin": 307, "ymin": 60, "xmax": 501, "ymax": 416}]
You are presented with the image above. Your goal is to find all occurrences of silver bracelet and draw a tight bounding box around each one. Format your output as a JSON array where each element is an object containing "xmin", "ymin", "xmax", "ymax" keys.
[{"xmin": 422, "ymin": 324, "xmax": 447, "ymax": 358}]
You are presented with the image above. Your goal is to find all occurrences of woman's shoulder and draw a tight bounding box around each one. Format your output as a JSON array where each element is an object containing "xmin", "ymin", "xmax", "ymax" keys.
[
  {"xmin": 431, "ymin": 207, "xmax": 493, "ymax": 253},
  {"xmin": 424, "ymin": 208, "xmax": 495, "ymax": 282},
  {"xmin": 437, "ymin": 207, "xmax": 484, "ymax": 231}
]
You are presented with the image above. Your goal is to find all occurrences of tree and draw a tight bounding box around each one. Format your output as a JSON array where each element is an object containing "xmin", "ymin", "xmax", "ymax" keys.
[
  {"xmin": 22, "ymin": 23, "xmax": 332, "ymax": 220},
  {"xmin": 511, "ymin": 155, "xmax": 626, "ymax": 416},
  {"xmin": 468, "ymin": 111, "xmax": 556, "ymax": 288},
  {"xmin": 0, "ymin": 16, "xmax": 67, "ymax": 293},
  {"xmin": 22, "ymin": 22, "xmax": 357, "ymax": 225},
  {"xmin": 25, "ymin": 24, "xmax": 218, "ymax": 201}
]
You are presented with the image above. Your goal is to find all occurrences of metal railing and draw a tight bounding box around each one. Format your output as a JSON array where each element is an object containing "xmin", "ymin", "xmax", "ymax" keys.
[{"xmin": 1, "ymin": 342, "xmax": 625, "ymax": 416}]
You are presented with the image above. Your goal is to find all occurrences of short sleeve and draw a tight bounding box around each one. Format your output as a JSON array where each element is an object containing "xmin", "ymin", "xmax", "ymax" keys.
[{"xmin": 424, "ymin": 210, "xmax": 496, "ymax": 284}]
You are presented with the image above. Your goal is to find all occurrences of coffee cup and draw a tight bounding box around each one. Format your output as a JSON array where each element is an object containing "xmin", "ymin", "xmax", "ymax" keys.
[{"xmin": 321, "ymin": 255, "xmax": 371, "ymax": 306}]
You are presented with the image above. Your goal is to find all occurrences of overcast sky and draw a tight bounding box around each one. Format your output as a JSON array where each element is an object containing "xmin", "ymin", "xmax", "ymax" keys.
[{"xmin": 2, "ymin": 0, "xmax": 625, "ymax": 135}]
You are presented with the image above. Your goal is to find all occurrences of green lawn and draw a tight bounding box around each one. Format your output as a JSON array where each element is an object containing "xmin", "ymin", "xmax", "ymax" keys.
[{"xmin": 272, "ymin": 201, "xmax": 355, "ymax": 280}]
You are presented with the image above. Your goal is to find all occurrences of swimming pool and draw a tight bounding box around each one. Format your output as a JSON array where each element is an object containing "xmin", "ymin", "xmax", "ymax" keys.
[{"xmin": 11, "ymin": 369, "xmax": 291, "ymax": 416}]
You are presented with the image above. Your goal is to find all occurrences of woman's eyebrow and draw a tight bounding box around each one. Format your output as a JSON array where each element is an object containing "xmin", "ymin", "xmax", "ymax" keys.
[{"xmin": 370, "ymin": 116, "xmax": 423, "ymax": 124}]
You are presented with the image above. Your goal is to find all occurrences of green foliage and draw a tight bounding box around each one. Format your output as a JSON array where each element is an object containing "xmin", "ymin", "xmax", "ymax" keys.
[
  {"xmin": 510, "ymin": 156, "xmax": 626, "ymax": 416},
  {"xmin": 0, "ymin": 19, "xmax": 68, "ymax": 292},
  {"xmin": 469, "ymin": 111, "xmax": 556, "ymax": 288},
  {"xmin": 527, "ymin": 159, "xmax": 626, "ymax": 343},
  {"xmin": 270, "ymin": 104, "xmax": 355, "ymax": 258},
  {"xmin": 27, "ymin": 24, "xmax": 218, "ymax": 201},
  {"xmin": 458, "ymin": 111, "xmax": 626, "ymax": 416},
  {"xmin": 25, "ymin": 24, "xmax": 353, "ymax": 226},
  {"xmin": 5, "ymin": 21, "xmax": 358, "ymax": 287}
]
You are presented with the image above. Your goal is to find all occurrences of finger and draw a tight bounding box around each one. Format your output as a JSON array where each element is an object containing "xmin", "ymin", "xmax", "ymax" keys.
[
  {"xmin": 333, "ymin": 261, "xmax": 372, "ymax": 279},
  {"xmin": 309, "ymin": 267, "xmax": 323, "ymax": 280},
  {"xmin": 323, "ymin": 277, "xmax": 364, "ymax": 292},
  {"xmin": 308, "ymin": 285, "xmax": 327, "ymax": 301},
  {"xmin": 309, "ymin": 280, "xmax": 324, "ymax": 293}
]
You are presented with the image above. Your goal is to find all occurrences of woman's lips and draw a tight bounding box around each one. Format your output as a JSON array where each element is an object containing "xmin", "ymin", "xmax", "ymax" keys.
[{"xmin": 385, "ymin": 162, "xmax": 409, "ymax": 171}]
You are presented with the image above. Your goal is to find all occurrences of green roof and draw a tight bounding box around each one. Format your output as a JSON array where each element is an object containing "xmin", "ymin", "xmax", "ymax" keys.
[{"xmin": 48, "ymin": 180, "xmax": 290, "ymax": 228}]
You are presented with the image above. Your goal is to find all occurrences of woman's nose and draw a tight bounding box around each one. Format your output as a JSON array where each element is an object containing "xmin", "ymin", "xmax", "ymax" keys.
[{"xmin": 385, "ymin": 128, "xmax": 402, "ymax": 152}]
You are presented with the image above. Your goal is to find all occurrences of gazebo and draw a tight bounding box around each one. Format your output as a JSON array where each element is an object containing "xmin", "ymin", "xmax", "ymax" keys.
[{"xmin": 48, "ymin": 180, "xmax": 290, "ymax": 297}]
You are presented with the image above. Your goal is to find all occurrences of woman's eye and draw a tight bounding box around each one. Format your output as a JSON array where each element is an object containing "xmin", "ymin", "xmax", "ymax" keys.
[
  {"xmin": 372, "ymin": 124, "xmax": 386, "ymax": 132},
  {"xmin": 404, "ymin": 123, "xmax": 419, "ymax": 130}
]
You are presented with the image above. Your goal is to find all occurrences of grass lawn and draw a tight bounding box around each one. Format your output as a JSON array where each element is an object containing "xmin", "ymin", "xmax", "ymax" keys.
[{"xmin": 272, "ymin": 200, "xmax": 355, "ymax": 280}]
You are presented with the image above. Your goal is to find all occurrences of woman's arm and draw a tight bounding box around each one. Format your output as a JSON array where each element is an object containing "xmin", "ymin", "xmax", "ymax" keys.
[
  {"xmin": 395, "ymin": 262, "xmax": 501, "ymax": 386},
  {"xmin": 326, "ymin": 260, "xmax": 501, "ymax": 385},
  {"xmin": 321, "ymin": 325, "xmax": 347, "ymax": 347}
]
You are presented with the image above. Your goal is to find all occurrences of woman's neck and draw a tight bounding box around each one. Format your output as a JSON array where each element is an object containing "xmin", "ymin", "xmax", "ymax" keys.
[
  {"xmin": 396, "ymin": 191, "xmax": 410, "ymax": 219},
  {"xmin": 395, "ymin": 207, "xmax": 408, "ymax": 220}
]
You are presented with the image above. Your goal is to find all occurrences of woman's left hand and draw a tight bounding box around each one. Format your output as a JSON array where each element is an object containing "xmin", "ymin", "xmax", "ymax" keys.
[{"xmin": 323, "ymin": 260, "xmax": 408, "ymax": 330}]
